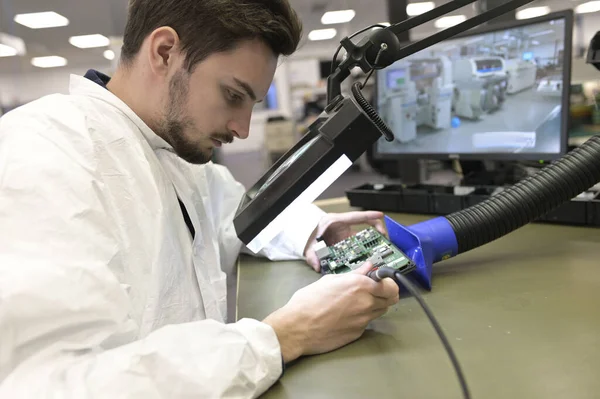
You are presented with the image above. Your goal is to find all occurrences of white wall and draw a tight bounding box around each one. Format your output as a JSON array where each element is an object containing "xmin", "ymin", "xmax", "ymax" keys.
[
  {"xmin": 580, "ymin": 13, "xmax": 600, "ymax": 47},
  {"xmin": 0, "ymin": 67, "xmax": 93, "ymax": 107},
  {"xmin": 288, "ymin": 58, "xmax": 321, "ymax": 88}
]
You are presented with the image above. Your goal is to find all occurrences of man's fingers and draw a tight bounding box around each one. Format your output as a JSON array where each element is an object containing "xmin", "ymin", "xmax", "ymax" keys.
[
  {"xmin": 365, "ymin": 218, "xmax": 388, "ymax": 236},
  {"xmin": 305, "ymin": 250, "xmax": 321, "ymax": 272},
  {"xmin": 332, "ymin": 211, "xmax": 384, "ymax": 225},
  {"xmin": 371, "ymin": 294, "xmax": 400, "ymax": 311},
  {"xmin": 351, "ymin": 261, "xmax": 374, "ymax": 275},
  {"xmin": 369, "ymin": 277, "xmax": 400, "ymax": 299}
]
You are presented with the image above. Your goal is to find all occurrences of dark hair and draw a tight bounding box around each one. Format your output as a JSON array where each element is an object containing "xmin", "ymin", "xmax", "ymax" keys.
[{"xmin": 121, "ymin": 0, "xmax": 303, "ymax": 71}]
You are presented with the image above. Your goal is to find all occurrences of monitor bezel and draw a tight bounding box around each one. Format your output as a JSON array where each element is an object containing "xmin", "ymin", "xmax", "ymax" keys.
[{"xmin": 372, "ymin": 9, "xmax": 573, "ymax": 162}]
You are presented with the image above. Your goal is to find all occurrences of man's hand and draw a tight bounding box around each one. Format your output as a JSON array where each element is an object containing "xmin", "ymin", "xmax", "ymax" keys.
[
  {"xmin": 304, "ymin": 211, "xmax": 387, "ymax": 272},
  {"xmin": 262, "ymin": 261, "xmax": 399, "ymax": 364}
]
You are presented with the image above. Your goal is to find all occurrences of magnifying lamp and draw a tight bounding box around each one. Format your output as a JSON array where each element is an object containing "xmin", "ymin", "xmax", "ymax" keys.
[{"xmin": 234, "ymin": 0, "xmax": 538, "ymax": 253}]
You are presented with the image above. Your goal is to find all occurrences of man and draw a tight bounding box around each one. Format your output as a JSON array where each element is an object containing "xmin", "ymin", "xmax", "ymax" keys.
[{"xmin": 0, "ymin": 0, "xmax": 399, "ymax": 397}]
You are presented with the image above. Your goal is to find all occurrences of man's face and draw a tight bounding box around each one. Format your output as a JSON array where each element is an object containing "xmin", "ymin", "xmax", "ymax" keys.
[{"xmin": 156, "ymin": 39, "xmax": 278, "ymax": 164}]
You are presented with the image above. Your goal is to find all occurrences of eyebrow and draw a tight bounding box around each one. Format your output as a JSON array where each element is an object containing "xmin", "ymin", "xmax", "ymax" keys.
[{"xmin": 233, "ymin": 78, "xmax": 257, "ymax": 102}]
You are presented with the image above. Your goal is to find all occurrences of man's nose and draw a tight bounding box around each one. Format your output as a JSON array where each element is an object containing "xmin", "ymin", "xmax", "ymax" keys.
[{"xmin": 228, "ymin": 112, "xmax": 251, "ymax": 140}]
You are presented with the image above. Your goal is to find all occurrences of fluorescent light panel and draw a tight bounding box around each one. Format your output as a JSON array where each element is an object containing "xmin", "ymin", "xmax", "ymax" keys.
[
  {"xmin": 407, "ymin": 2, "xmax": 435, "ymax": 16},
  {"xmin": 69, "ymin": 34, "xmax": 110, "ymax": 49},
  {"xmin": 0, "ymin": 33, "xmax": 26, "ymax": 56},
  {"xmin": 321, "ymin": 9, "xmax": 355, "ymax": 24},
  {"xmin": 435, "ymin": 15, "xmax": 466, "ymax": 28},
  {"xmin": 308, "ymin": 28, "xmax": 337, "ymax": 41},
  {"xmin": 31, "ymin": 55, "xmax": 67, "ymax": 68},
  {"xmin": 576, "ymin": 1, "xmax": 600, "ymax": 14},
  {"xmin": 516, "ymin": 6, "xmax": 550, "ymax": 20},
  {"xmin": 0, "ymin": 44, "xmax": 17, "ymax": 57},
  {"xmin": 104, "ymin": 50, "xmax": 115, "ymax": 60},
  {"xmin": 14, "ymin": 11, "xmax": 69, "ymax": 29}
]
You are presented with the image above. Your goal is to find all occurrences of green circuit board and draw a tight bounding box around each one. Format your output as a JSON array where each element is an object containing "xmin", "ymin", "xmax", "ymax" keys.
[{"xmin": 318, "ymin": 227, "xmax": 416, "ymax": 275}]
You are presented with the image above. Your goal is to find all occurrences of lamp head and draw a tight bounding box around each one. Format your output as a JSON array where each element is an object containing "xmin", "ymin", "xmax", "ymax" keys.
[{"xmin": 233, "ymin": 95, "xmax": 382, "ymax": 252}]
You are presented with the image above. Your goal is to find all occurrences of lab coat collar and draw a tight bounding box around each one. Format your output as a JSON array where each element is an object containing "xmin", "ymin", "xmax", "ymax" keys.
[{"xmin": 69, "ymin": 73, "xmax": 173, "ymax": 151}]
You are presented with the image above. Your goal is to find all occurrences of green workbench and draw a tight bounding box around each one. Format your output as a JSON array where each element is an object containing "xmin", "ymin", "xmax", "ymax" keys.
[{"xmin": 237, "ymin": 199, "xmax": 600, "ymax": 399}]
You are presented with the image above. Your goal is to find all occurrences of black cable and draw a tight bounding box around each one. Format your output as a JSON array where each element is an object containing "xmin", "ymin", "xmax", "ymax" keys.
[
  {"xmin": 362, "ymin": 68, "xmax": 376, "ymax": 89},
  {"xmin": 331, "ymin": 45, "xmax": 343, "ymax": 76},
  {"xmin": 350, "ymin": 46, "xmax": 394, "ymax": 142},
  {"xmin": 361, "ymin": 46, "xmax": 385, "ymax": 89},
  {"xmin": 368, "ymin": 267, "xmax": 471, "ymax": 399},
  {"xmin": 351, "ymin": 82, "xmax": 394, "ymax": 142}
]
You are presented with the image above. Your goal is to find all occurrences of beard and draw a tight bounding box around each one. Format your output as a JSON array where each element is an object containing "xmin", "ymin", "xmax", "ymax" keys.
[{"xmin": 156, "ymin": 70, "xmax": 215, "ymax": 165}]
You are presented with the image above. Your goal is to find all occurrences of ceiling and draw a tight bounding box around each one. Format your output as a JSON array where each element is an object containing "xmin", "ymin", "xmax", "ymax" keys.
[
  {"xmin": 0, "ymin": 0, "xmax": 127, "ymax": 73},
  {"xmin": 0, "ymin": 0, "xmax": 591, "ymax": 74}
]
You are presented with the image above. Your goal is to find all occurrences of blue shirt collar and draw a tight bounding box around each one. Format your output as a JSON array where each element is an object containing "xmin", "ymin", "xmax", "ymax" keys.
[{"xmin": 84, "ymin": 69, "xmax": 111, "ymax": 88}]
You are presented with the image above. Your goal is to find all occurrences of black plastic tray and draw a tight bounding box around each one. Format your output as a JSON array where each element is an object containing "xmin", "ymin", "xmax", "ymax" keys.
[
  {"xmin": 346, "ymin": 183, "xmax": 600, "ymax": 228},
  {"xmin": 346, "ymin": 184, "xmax": 401, "ymax": 212},
  {"xmin": 430, "ymin": 186, "xmax": 464, "ymax": 215},
  {"xmin": 540, "ymin": 200, "xmax": 589, "ymax": 225},
  {"xmin": 588, "ymin": 199, "xmax": 600, "ymax": 226}
]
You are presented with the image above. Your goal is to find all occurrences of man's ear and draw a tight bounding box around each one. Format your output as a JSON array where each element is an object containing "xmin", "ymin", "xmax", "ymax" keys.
[{"xmin": 146, "ymin": 26, "xmax": 181, "ymax": 77}]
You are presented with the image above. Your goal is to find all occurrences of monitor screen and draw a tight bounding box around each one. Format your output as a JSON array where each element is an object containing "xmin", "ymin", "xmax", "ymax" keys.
[{"xmin": 374, "ymin": 11, "xmax": 572, "ymax": 160}]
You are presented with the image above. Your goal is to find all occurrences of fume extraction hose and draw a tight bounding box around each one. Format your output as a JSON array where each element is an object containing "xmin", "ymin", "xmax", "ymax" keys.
[{"xmin": 445, "ymin": 135, "xmax": 600, "ymax": 254}]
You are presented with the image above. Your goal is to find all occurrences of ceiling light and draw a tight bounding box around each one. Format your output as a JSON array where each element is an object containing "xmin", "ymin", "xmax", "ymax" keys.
[
  {"xmin": 529, "ymin": 29, "xmax": 554, "ymax": 38},
  {"xmin": 321, "ymin": 9, "xmax": 355, "ymax": 24},
  {"xmin": 532, "ymin": 40, "xmax": 540, "ymax": 45},
  {"xmin": 103, "ymin": 50, "xmax": 115, "ymax": 60},
  {"xmin": 576, "ymin": 1, "xmax": 600, "ymax": 13},
  {"xmin": 435, "ymin": 15, "xmax": 466, "ymax": 29},
  {"xmin": 308, "ymin": 28, "xmax": 337, "ymax": 41},
  {"xmin": 407, "ymin": 2, "xmax": 435, "ymax": 16},
  {"xmin": 516, "ymin": 6, "xmax": 550, "ymax": 20},
  {"xmin": 69, "ymin": 34, "xmax": 110, "ymax": 49},
  {"xmin": 14, "ymin": 11, "xmax": 69, "ymax": 29},
  {"xmin": 0, "ymin": 33, "xmax": 26, "ymax": 56},
  {"xmin": 0, "ymin": 44, "xmax": 17, "ymax": 57},
  {"xmin": 31, "ymin": 55, "xmax": 67, "ymax": 68}
]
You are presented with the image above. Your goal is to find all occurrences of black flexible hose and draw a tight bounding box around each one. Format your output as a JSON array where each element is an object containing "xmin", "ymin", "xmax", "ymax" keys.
[
  {"xmin": 351, "ymin": 82, "xmax": 395, "ymax": 142},
  {"xmin": 446, "ymin": 135, "xmax": 600, "ymax": 254}
]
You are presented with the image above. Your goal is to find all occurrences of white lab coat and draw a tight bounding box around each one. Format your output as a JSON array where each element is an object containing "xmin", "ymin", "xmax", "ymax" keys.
[{"xmin": 0, "ymin": 75, "xmax": 325, "ymax": 398}]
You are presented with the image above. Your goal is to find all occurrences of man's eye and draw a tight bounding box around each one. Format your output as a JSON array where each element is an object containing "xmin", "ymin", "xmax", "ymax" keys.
[{"xmin": 227, "ymin": 90, "xmax": 243, "ymax": 104}]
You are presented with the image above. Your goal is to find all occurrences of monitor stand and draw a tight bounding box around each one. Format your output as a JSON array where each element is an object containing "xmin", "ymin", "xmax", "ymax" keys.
[{"xmin": 460, "ymin": 160, "xmax": 524, "ymax": 187}]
